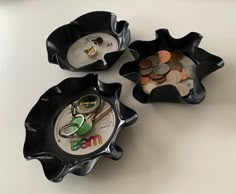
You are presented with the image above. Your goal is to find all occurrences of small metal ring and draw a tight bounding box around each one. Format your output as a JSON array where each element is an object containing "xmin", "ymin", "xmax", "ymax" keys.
[
  {"xmin": 84, "ymin": 46, "xmax": 97, "ymax": 58},
  {"xmin": 77, "ymin": 94, "xmax": 101, "ymax": 114},
  {"xmin": 59, "ymin": 114, "xmax": 85, "ymax": 138}
]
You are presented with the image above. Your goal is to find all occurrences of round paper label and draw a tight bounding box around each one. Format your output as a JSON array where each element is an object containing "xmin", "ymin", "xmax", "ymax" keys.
[
  {"xmin": 54, "ymin": 96, "xmax": 116, "ymax": 155},
  {"xmin": 67, "ymin": 32, "xmax": 119, "ymax": 68}
]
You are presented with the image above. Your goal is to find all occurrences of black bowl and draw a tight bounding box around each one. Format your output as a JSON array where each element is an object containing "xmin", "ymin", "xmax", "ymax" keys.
[
  {"xmin": 119, "ymin": 29, "xmax": 224, "ymax": 104},
  {"xmin": 46, "ymin": 11, "xmax": 130, "ymax": 71},
  {"xmin": 23, "ymin": 74, "xmax": 137, "ymax": 182}
]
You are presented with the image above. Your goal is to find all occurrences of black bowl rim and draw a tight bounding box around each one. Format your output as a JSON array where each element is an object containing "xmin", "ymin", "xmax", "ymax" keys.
[
  {"xmin": 119, "ymin": 28, "xmax": 224, "ymax": 104},
  {"xmin": 23, "ymin": 74, "xmax": 138, "ymax": 182},
  {"xmin": 46, "ymin": 11, "xmax": 130, "ymax": 71}
]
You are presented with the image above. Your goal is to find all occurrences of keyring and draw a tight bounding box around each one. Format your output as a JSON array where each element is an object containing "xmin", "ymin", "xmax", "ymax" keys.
[
  {"xmin": 59, "ymin": 114, "xmax": 85, "ymax": 138},
  {"xmin": 77, "ymin": 94, "xmax": 101, "ymax": 114}
]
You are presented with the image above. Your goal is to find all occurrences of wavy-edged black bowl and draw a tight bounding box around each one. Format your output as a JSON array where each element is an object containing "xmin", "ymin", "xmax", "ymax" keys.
[
  {"xmin": 46, "ymin": 11, "xmax": 130, "ymax": 71},
  {"xmin": 23, "ymin": 74, "xmax": 137, "ymax": 182},
  {"xmin": 119, "ymin": 29, "xmax": 224, "ymax": 104}
]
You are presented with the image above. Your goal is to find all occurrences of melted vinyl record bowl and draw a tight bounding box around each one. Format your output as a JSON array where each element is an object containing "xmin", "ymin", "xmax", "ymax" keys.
[
  {"xmin": 119, "ymin": 29, "xmax": 224, "ymax": 104},
  {"xmin": 46, "ymin": 11, "xmax": 130, "ymax": 71},
  {"xmin": 23, "ymin": 74, "xmax": 138, "ymax": 182}
]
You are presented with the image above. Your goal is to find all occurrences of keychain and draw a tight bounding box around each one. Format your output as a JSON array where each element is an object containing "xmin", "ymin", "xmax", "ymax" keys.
[{"xmin": 59, "ymin": 94, "xmax": 112, "ymax": 138}]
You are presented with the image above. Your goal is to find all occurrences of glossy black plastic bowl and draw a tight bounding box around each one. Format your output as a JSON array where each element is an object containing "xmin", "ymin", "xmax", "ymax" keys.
[
  {"xmin": 119, "ymin": 29, "xmax": 224, "ymax": 104},
  {"xmin": 23, "ymin": 74, "xmax": 137, "ymax": 182},
  {"xmin": 46, "ymin": 11, "xmax": 130, "ymax": 71}
]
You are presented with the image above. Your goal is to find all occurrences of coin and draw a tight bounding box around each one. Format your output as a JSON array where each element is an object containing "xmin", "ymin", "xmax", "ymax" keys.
[
  {"xmin": 176, "ymin": 83, "xmax": 190, "ymax": 97},
  {"xmin": 185, "ymin": 66, "xmax": 196, "ymax": 78},
  {"xmin": 160, "ymin": 81, "xmax": 176, "ymax": 87},
  {"xmin": 157, "ymin": 50, "xmax": 171, "ymax": 64},
  {"xmin": 156, "ymin": 76, "xmax": 167, "ymax": 84},
  {"xmin": 167, "ymin": 61, "xmax": 183, "ymax": 71},
  {"xmin": 143, "ymin": 81, "xmax": 158, "ymax": 94},
  {"xmin": 140, "ymin": 67, "xmax": 152, "ymax": 76},
  {"xmin": 147, "ymin": 55, "xmax": 159, "ymax": 65},
  {"xmin": 153, "ymin": 64, "xmax": 169, "ymax": 75},
  {"xmin": 166, "ymin": 70, "xmax": 182, "ymax": 83},
  {"xmin": 180, "ymin": 56, "xmax": 196, "ymax": 68},
  {"xmin": 140, "ymin": 76, "xmax": 150, "ymax": 85},
  {"xmin": 181, "ymin": 79, "xmax": 194, "ymax": 90},
  {"xmin": 139, "ymin": 59, "xmax": 153, "ymax": 69},
  {"xmin": 181, "ymin": 69, "xmax": 188, "ymax": 80},
  {"xmin": 149, "ymin": 72, "xmax": 165, "ymax": 80},
  {"xmin": 171, "ymin": 51, "xmax": 184, "ymax": 61}
]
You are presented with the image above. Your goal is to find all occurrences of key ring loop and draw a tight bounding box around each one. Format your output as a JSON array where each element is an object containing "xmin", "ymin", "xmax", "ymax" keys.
[
  {"xmin": 76, "ymin": 94, "xmax": 101, "ymax": 114},
  {"xmin": 59, "ymin": 114, "xmax": 85, "ymax": 138}
]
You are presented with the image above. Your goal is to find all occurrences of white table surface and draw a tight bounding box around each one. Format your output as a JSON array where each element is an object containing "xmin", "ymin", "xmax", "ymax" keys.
[{"xmin": 1, "ymin": 0, "xmax": 236, "ymax": 193}]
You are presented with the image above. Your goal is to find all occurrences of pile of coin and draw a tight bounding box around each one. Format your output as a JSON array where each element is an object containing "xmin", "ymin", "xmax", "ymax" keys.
[{"xmin": 139, "ymin": 50, "xmax": 196, "ymax": 97}]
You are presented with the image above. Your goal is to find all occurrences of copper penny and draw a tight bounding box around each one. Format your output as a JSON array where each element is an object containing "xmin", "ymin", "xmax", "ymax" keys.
[
  {"xmin": 139, "ymin": 59, "xmax": 153, "ymax": 69},
  {"xmin": 140, "ymin": 76, "xmax": 150, "ymax": 85},
  {"xmin": 167, "ymin": 61, "xmax": 183, "ymax": 71},
  {"xmin": 149, "ymin": 72, "xmax": 165, "ymax": 80},
  {"xmin": 140, "ymin": 67, "xmax": 152, "ymax": 76},
  {"xmin": 171, "ymin": 51, "xmax": 184, "ymax": 61},
  {"xmin": 181, "ymin": 69, "xmax": 188, "ymax": 80},
  {"xmin": 157, "ymin": 50, "xmax": 171, "ymax": 64}
]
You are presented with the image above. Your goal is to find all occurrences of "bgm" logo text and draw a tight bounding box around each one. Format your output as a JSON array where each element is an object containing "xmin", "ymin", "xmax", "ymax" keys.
[{"xmin": 70, "ymin": 135, "xmax": 102, "ymax": 151}]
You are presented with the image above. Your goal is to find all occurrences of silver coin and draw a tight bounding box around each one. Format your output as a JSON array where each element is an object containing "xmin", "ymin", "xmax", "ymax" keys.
[
  {"xmin": 140, "ymin": 67, "xmax": 152, "ymax": 76},
  {"xmin": 153, "ymin": 64, "xmax": 169, "ymax": 75},
  {"xmin": 181, "ymin": 79, "xmax": 194, "ymax": 90},
  {"xmin": 185, "ymin": 66, "xmax": 196, "ymax": 78},
  {"xmin": 143, "ymin": 81, "xmax": 158, "ymax": 94},
  {"xmin": 176, "ymin": 83, "xmax": 190, "ymax": 97},
  {"xmin": 147, "ymin": 55, "xmax": 159, "ymax": 65},
  {"xmin": 180, "ymin": 55, "xmax": 196, "ymax": 68},
  {"xmin": 166, "ymin": 70, "xmax": 182, "ymax": 83}
]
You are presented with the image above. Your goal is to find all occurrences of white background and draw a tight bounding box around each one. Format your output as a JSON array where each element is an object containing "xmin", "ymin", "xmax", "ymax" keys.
[{"xmin": 0, "ymin": 0, "xmax": 236, "ymax": 194}]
